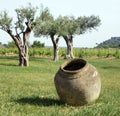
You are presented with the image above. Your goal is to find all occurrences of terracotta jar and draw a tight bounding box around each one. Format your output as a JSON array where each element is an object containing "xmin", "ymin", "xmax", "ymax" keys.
[{"xmin": 54, "ymin": 58, "xmax": 101, "ymax": 106}]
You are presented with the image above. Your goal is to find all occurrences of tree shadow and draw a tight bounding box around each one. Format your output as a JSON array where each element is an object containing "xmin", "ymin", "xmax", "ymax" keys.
[
  {"xmin": 14, "ymin": 96, "xmax": 65, "ymax": 106},
  {"xmin": 0, "ymin": 56, "xmax": 18, "ymax": 60},
  {"xmin": 102, "ymin": 66, "xmax": 120, "ymax": 69},
  {"xmin": 0, "ymin": 63, "xmax": 18, "ymax": 66},
  {"xmin": 0, "ymin": 56, "xmax": 18, "ymax": 66}
]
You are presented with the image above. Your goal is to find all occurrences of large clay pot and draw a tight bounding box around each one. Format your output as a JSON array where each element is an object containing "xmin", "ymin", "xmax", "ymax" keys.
[{"xmin": 54, "ymin": 58, "xmax": 101, "ymax": 106}]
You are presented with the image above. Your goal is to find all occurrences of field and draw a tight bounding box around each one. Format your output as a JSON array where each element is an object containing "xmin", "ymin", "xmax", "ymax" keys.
[
  {"xmin": 0, "ymin": 56, "xmax": 120, "ymax": 116},
  {"xmin": 0, "ymin": 47, "xmax": 120, "ymax": 58}
]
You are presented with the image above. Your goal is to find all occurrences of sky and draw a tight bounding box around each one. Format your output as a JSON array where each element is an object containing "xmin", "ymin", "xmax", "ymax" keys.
[{"xmin": 0, "ymin": 0, "xmax": 120, "ymax": 48}]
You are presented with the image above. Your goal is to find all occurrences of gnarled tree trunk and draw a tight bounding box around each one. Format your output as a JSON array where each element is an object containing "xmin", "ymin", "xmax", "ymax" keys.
[
  {"xmin": 22, "ymin": 33, "xmax": 29, "ymax": 66},
  {"xmin": 21, "ymin": 21, "xmax": 33, "ymax": 66},
  {"xmin": 50, "ymin": 34, "xmax": 60, "ymax": 61},
  {"xmin": 7, "ymin": 21, "xmax": 33, "ymax": 67},
  {"xmin": 63, "ymin": 35, "xmax": 74, "ymax": 59},
  {"xmin": 7, "ymin": 30, "xmax": 27, "ymax": 66}
]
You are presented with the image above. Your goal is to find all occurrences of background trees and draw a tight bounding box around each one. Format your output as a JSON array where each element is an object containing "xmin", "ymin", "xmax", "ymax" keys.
[
  {"xmin": 0, "ymin": 4, "xmax": 101, "ymax": 63},
  {"xmin": 34, "ymin": 10, "xmax": 101, "ymax": 61},
  {"xmin": 32, "ymin": 40, "xmax": 45, "ymax": 48},
  {"xmin": 7, "ymin": 41, "xmax": 16, "ymax": 48}
]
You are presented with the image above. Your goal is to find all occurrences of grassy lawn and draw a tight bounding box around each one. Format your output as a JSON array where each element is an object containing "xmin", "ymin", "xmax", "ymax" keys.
[{"xmin": 0, "ymin": 56, "xmax": 120, "ymax": 116}]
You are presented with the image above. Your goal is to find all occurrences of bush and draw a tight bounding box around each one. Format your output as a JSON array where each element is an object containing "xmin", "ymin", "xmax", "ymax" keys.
[{"xmin": 31, "ymin": 40, "xmax": 45, "ymax": 48}]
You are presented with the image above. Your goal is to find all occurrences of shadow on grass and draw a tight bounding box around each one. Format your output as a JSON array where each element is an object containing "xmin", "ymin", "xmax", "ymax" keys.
[
  {"xmin": 0, "ymin": 56, "xmax": 18, "ymax": 66},
  {"xmin": 0, "ymin": 56, "xmax": 18, "ymax": 60},
  {"xmin": 102, "ymin": 66, "xmax": 120, "ymax": 69},
  {"xmin": 0, "ymin": 63, "xmax": 18, "ymax": 66},
  {"xmin": 14, "ymin": 97, "xmax": 65, "ymax": 106}
]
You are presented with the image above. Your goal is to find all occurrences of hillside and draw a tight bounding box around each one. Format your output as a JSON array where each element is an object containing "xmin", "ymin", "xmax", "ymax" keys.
[{"xmin": 96, "ymin": 37, "xmax": 120, "ymax": 48}]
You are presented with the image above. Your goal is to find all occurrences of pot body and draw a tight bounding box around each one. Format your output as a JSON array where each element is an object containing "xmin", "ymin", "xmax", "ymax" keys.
[{"xmin": 54, "ymin": 58, "xmax": 101, "ymax": 106}]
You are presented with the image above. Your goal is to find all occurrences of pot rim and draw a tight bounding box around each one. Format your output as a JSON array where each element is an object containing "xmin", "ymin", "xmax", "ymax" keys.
[{"xmin": 60, "ymin": 58, "xmax": 88, "ymax": 74}]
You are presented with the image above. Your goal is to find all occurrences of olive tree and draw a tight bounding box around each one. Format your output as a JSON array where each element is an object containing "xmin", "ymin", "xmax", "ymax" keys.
[
  {"xmin": 34, "ymin": 5, "xmax": 101, "ymax": 61},
  {"xmin": 56, "ymin": 16, "xmax": 77, "ymax": 59},
  {"xmin": 34, "ymin": 7, "xmax": 61, "ymax": 61},
  {"xmin": 0, "ymin": 3, "xmax": 37, "ymax": 66},
  {"xmin": 59, "ymin": 15, "xmax": 101, "ymax": 59}
]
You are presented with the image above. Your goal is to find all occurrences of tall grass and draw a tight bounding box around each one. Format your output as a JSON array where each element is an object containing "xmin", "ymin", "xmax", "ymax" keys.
[{"xmin": 0, "ymin": 56, "xmax": 120, "ymax": 115}]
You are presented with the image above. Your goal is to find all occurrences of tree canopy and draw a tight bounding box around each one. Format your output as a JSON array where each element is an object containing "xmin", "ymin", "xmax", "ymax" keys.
[
  {"xmin": 0, "ymin": 11, "xmax": 12, "ymax": 32},
  {"xmin": 34, "ymin": 6, "xmax": 54, "ymax": 37}
]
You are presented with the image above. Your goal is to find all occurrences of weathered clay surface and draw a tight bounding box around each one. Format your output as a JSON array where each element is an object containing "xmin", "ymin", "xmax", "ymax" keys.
[{"xmin": 54, "ymin": 58, "xmax": 101, "ymax": 106}]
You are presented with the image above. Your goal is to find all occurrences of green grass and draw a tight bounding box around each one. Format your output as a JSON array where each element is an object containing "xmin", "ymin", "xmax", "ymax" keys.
[{"xmin": 0, "ymin": 56, "xmax": 120, "ymax": 116}]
